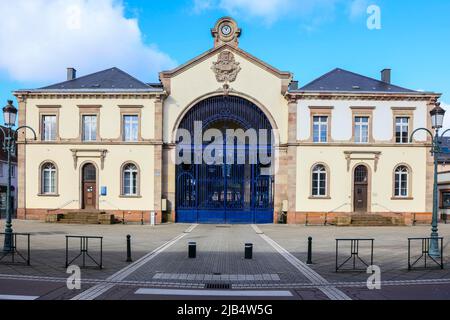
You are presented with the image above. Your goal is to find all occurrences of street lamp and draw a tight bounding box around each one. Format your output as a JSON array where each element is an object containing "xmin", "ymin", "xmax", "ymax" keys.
[
  {"xmin": 2, "ymin": 100, "xmax": 36, "ymax": 253},
  {"xmin": 410, "ymin": 101, "xmax": 449, "ymax": 258}
]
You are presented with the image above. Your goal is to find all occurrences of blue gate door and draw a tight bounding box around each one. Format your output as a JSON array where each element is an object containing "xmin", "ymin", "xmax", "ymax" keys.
[{"xmin": 175, "ymin": 95, "xmax": 274, "ymax": 224}]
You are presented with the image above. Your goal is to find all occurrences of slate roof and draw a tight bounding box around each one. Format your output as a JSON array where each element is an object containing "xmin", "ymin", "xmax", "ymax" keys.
[
  {"xmin": 293, "ymin": 68, "xmax": 420, "ymax": 94},
  {"xmin": 438, "ymin": 137, "xmax": 450, "ymax": 164},
  {"xmin": 36, "ymin": 67, "xmax": 161, "ymax": 92}
]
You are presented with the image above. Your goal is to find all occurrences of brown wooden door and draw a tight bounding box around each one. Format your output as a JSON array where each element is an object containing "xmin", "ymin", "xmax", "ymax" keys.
[
  {"xmin": 82, "ymin": 164, "xmax": 97, "ymax": 210},
  {"xmin": 83, "ymin": 182, "xmax": 96, "ymax": 210},
  {"xmin": 354, "ymin": 165, "xmax": 368, "ymax": 213}
]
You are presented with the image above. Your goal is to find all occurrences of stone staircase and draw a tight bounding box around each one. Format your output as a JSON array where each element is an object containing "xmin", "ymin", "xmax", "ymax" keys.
[
  {"xmin": 350, "ymin": 214, "xmax": 405, "ymax": 227},
  {"xmin": 46, "ymin": 211, "xmax": 116, "ymax": 225}
]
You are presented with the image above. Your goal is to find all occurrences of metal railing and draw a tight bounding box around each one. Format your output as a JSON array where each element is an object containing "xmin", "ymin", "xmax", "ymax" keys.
[
  {"xmin": 65, "ymin": 235, "xmax": 103, "ymax": 269},
  {"xmin": 335, "ymin": 238, "xmax": 374, "ymax": 272},
  {"xmin": 0, "ymin": 233, "xmax": 31, "ymax": 266},
  {"xmin": 408, "ymin": 237, "xmax": 444, "ymax": 270},
  {"xmin": 306, "ymin": 203, "xmax": 350, "ymax": 226},
  {"xmin": 47, "ymin": 200, "xmax": 78, "ymax": 213}
]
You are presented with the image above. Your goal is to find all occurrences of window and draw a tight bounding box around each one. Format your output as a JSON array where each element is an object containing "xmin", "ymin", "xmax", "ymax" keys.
[
  {"xmin": 394, "ymin": 165, "xmax": 409, "ymax": 197},
  {"xmin": 41, "ymin": 163, "xmax": 57, "ymax": 194},
  {"xmin": 441, "ymin": 191, "xmax": 450, "ymax": 209},
  {"xmin": 42, "ymin": 115, "xmax": 56, "ymax": 141},
  {"xmin": 395, "ymin": 117, "xmax": 409, "ymax": 144},
  {"xmin": 354, "ymin": 116, "xmax": 369, "ymax": 143},
  {"xmin": 0, "ymin": 163, "xmax": 3, "ymax": 177},
  {"xmin": 82, "ymin": 115, "xmax": 97, "ymax": 141},
  {"xmin": 313, "ymin": 116, "xmax": 328, "ymax": 143},
  {"xmin": 11, "ymin": 166, "xmax": 15, "ymax": 178},
  {"xmin": 312, "ymin": 164, "xmax": 327, "ymax": 197},
  {"xmin": 123, "ymin": 115, "xmax": 139, "ymax": 142},
  {"xmin": 122, "ymin": 163, "xmax": 138, "ymax": 196}
]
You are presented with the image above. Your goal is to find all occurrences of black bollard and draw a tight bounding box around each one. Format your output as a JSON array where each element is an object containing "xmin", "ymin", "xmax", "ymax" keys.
[
  {"xmin": 126, "ymin": 235, "xmax": 132, "ymax": 262},
  {"xmin": 188, "ymin": 242, "xmax": 196, "ymax": 259},
  {"xmin": 307, "ymin": 237, "xmax": 312, "ymax": 265},
  {"xmin": 245, "ymin": 243, "xmax": 253, "ymax": 260}
]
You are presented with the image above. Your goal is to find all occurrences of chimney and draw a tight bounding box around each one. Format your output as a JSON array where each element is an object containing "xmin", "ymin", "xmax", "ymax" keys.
[
  {"xmin": 381, "ymin": 68, "xmax": 391, "ymax": 84},
  {"xmin": 289, "ymin": 80, "xmax": 299, "ymax": 90},
  {"xmin": 67, "ymin": 67, "xmax": 77, "ymax": 81}
]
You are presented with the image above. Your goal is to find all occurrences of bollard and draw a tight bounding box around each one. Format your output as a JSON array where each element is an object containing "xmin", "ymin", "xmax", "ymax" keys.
[
  {"xmin": 245, "ymin": 243, "xmax": 253, "ymax": 260},
  {"xmin": 307, "ymin": 237, "xmax": 312, "ymax": 265},
  {"xmin": 188, "ymin": 242, "xmax": 196, "ymax": 259},
  {"xmin": 126, "ymin": 235, "xmax": 132, "ymax": 262},
  {"xmin": 141, "ymin": 212, "xmax": 144, "ymax": 225}
]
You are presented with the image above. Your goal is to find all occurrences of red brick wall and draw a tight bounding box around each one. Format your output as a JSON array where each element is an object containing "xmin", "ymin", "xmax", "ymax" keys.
[{"xmin": 17, "ymin": 209, "xmax": 162, "ymax": 224}]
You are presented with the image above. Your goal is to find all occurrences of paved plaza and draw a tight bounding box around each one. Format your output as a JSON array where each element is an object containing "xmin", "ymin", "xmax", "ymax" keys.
[{"xmin": 0, "ymin": 220, "xmax": 450, "ymax": 300}]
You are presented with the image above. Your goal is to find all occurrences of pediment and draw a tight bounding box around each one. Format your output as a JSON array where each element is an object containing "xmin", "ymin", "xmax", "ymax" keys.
[{"xmin": 159, "ymin": 44, "xmax": 292, "ymax": 94}]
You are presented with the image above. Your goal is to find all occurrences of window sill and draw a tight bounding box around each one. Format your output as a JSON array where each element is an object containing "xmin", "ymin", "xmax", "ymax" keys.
[
  {"xmin": 391, "ymin": 197, "xmax": 414, "ymax": 200},
  {"xmin": 119, "ymin": 195, "xmax": 142, "ymax": 199},
  {"xmin": 309, "ymin": 196, "xmax": 331, "ymax": 200},
  {"xmin": 37, "ymin": 193, "xmax": 60, "ymax": 197}
]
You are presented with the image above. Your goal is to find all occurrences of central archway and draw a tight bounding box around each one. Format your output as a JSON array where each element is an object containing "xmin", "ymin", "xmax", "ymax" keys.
[{"xmin": 175, "ymin": 95, "xmax": 275, "ymax": 224}]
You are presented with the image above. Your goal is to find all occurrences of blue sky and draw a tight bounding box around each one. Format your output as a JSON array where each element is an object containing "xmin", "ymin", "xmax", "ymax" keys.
[{"xmin": 0, "ymin": 0, "xmax": 449, "ymax": 122}]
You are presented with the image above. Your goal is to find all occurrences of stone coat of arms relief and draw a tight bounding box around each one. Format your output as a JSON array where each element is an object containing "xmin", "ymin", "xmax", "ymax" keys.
[{"xmin": 212, "ymin": 51, "xmax": 241, "ymax": 84}]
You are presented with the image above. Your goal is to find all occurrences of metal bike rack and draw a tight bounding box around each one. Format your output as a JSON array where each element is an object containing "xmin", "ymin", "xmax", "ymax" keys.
[
  {"xmin": 65, "ymin": 235, "xmax": 103, "ymax": 269},
  {"xmin": 336, "ymin": 238, "xmax": 374, "ymax": 272},
  {"xmin": 408, "ymin": 237, "xmax": 444, "ymax": 270},
  {"xmin": 0, "ymin": 233, "xmax": 31, "ymax": 266}
]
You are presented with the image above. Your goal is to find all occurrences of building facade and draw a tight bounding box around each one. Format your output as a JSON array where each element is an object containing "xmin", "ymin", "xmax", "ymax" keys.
[{"xmin": 14, "ymin": 17, "xmax": 440, "ymax": 225}]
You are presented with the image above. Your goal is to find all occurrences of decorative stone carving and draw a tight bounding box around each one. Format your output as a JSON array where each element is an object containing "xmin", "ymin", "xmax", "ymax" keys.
[{"xmin": 212, "ymin": 51, "xmax": 241, "ymax": 84}]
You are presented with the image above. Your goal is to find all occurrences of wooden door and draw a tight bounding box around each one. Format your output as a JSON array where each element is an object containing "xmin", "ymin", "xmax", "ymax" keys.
[
  {"xmin": 82, "ymin": 164, "xmax": 97, "ymax": 210},
  {"xmin": 354, "ymin": 165, "xmax": 368, "ymax": 213}
]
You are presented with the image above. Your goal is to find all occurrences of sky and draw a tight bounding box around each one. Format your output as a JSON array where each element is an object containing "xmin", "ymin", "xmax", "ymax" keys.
[{"xmin": 0, "ymin": 0, "xmax": 449, "ymax": 126}]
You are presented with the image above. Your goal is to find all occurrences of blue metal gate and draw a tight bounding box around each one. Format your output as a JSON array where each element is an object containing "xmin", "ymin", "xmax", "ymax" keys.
[{"xmin": 175, "ymin": 96, "xmax": 274, "ymax": 224}]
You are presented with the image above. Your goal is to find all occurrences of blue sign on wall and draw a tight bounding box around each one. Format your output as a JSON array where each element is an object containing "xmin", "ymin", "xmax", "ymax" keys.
[{"xmin": 101, "ymin": 187, "xmax": 107, "ymax": 196}]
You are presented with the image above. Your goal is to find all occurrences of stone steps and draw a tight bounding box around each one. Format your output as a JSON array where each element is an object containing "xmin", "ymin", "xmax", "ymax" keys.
[
  {"xmin": 46, "ymin": 211, "xmax": 116, "ymax": 225},
  {"xmin": 350, "ymin": 214, "xmax": 405, "ymax": 226}
]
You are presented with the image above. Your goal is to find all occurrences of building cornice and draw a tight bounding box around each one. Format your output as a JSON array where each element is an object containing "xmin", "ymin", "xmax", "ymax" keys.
[
  {"xmin": 285, "ymin": 91, "xmax": 441, "ymax": 102},
  {"xmin": 13, "ymin": 91, "xmax": 168, "ymax": 101}
]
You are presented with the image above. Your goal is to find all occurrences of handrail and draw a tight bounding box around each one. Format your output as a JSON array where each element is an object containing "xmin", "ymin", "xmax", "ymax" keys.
[
  {"xmin": 99, "ymin": 200, "xmax": 121, "ymax": 211},
  {"xmin": 372, "ymin": 203, "xmax": 403, "ymax": 215},
  {"xmin": 306, "ymin": 203, "xmax": 350, "ymax": 226},
  {"xmin": 48, "ymin": 200, "xmax": 78, "ymax": 212}
]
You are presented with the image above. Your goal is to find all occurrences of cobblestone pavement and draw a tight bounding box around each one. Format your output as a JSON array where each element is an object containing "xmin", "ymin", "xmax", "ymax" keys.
[
  {"xmin": 1, "ymin": 220, "xmax": 450, "ymax": 300},
  {"xmin": 258, "ymin": 224, "xmax": 450, "ymax": 283},
  {"xmin": 0, "ymin": 220, "xmax": 190, "ymax": 279}
]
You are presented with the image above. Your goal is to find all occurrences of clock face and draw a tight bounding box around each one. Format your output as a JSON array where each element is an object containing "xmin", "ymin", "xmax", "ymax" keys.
[{"xmin": 221, "ymin": 25, "xmax": 232, "ymax": 36}]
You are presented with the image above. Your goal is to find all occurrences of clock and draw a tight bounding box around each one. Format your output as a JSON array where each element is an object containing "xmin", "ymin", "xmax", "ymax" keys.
[{"xmin": 221, "ymin": 24, "xmax": 232, "ymax": 36}]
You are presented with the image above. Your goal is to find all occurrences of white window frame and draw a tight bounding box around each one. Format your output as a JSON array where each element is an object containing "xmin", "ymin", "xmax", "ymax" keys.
[
  {"xmin": 122, "ymin": 164, "xmax": 138, "ymax": 196},
  {"xmin": 313, "ymin": 116, "xmax": 328, "ymax": 143},
  {"xmin": 395, "ymin": 117, "xmax": 409, "ymax": 144},
  {"xmin": 123, "ymin": 115, "xmax": 139, "ymax": 142},
  {"xmin": 82, "ymin": 115, "xmax": 97, "ymax": 142},
  {"xmin": 394, "ymin": 166, "xmax": 409, "ymax": 197},
  {"xmin": 42, "ymin": 115, "xmax": 56, "ymax": 141},
  {"xmin": 42, "ymin": 163, "xmax": 57, "ymax": 195},
  {"xmin": 354, "ymin": 116, "xmax": 369, "ymax": 143},
  {"xmin": 312, "ymin": 164, "xmax": 327, "ymax": 197}
]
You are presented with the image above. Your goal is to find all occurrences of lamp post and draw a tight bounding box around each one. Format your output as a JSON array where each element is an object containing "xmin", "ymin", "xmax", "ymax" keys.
[
  {"xmin": 2, "ymin": 100, "xmax": 36, "ymax": 253},
  {"xmin": 410, "ymin": 102, "xmax": 448, "ymax": 258}
]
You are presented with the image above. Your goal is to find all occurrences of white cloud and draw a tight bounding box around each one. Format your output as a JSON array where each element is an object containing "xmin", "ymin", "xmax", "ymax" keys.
[
  {"xmin": 193, "ymin": 0, "xmax": 358, "ymax": 24},
  {"xmin": 0, "ymin": 0, "xmax": 176, "ymax": 84},
  {"xmin": 349, "ymin": 0, "xmax": 370, "ymax": 20}
]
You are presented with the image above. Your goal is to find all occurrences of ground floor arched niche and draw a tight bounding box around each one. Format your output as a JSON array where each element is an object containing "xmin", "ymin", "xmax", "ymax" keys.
[{"xmin": 168, "ymin": 94, "xmax": 280, "ymax": 224}]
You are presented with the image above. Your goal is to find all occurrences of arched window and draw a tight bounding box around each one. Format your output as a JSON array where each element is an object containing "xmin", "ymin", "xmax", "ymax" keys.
[
  {"xmin": 41, "ymin": 162, "xmax": 57, "ymax": 194},
  {"xmin": 312, "ymin": 164, "xmax": 327, "ymax": 197},
  {"xmin": 394, "ymin": 165, "xmax": 409, "ymax": 197},
  {"xmin": 122, "ymin": 163, "xmax": 138, "ymax": 196}
]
